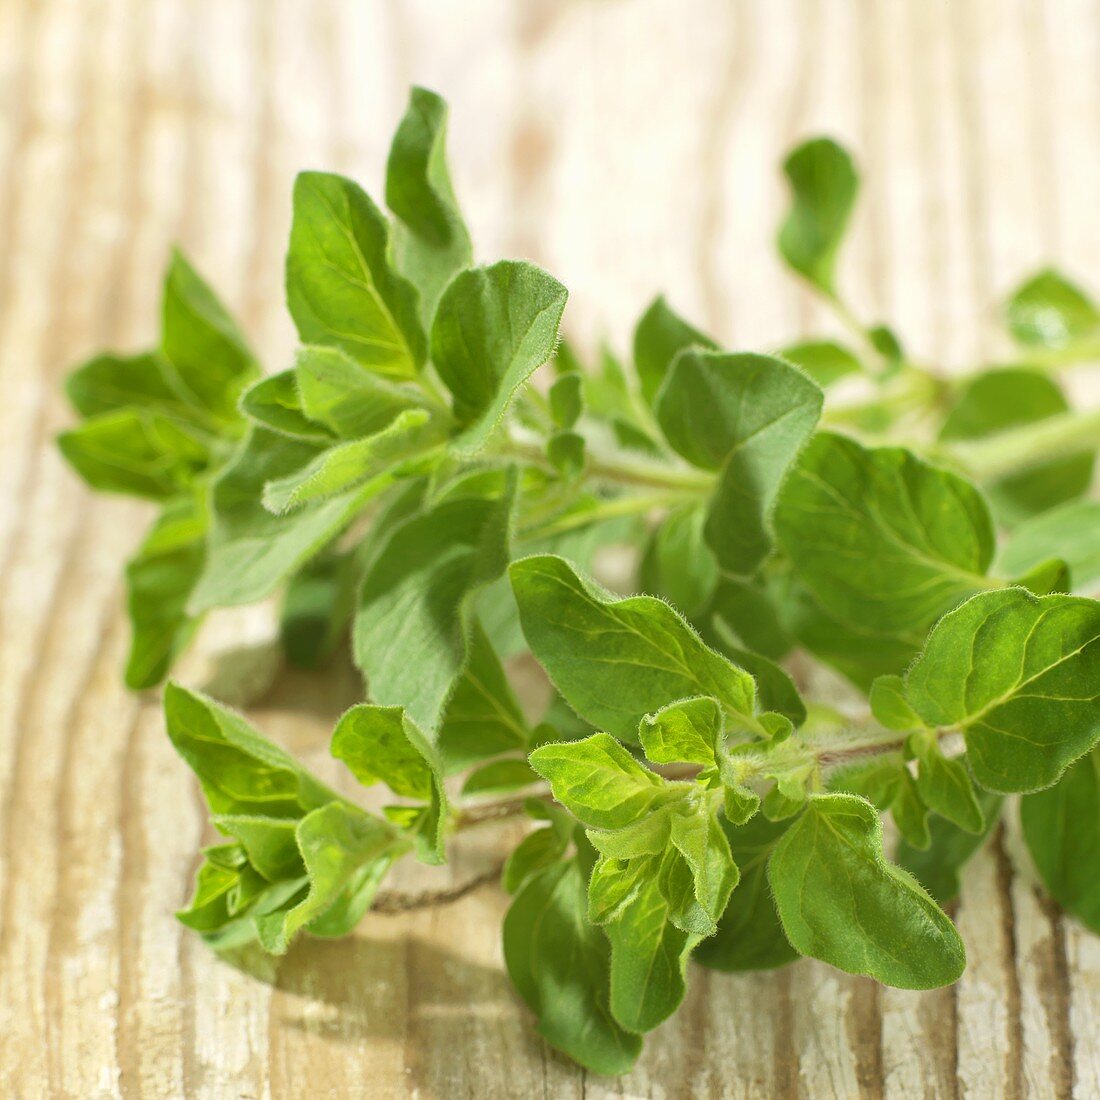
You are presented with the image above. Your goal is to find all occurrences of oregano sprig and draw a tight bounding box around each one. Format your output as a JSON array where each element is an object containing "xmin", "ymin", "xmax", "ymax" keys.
[{"xmin": 57, "ymin": 88, "xmax": 1100, "ymax": 1076}]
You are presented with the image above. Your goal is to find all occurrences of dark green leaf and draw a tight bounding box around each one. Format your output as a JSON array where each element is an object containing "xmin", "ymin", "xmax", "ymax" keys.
[
  {"xmin": 1021, "ymin": 749, "xmax": 1100, "ymax": 932},
  {"xmin": 767, "ymin": 793, "xmax": 965, "ymax": 988}
]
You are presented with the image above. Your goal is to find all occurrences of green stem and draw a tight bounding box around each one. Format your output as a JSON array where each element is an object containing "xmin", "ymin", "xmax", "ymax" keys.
[
  {"xmin": 518, "ymin": 488, "xmax": 694, "ymax": 540},
  {"xmin": 941, "ymin": 407, "xmax": 1100, "ymax": 481}
]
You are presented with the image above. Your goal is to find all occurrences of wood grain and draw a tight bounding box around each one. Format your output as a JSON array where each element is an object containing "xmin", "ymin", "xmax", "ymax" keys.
[{"xmin": 0, "ymin": 0, "xmax": 1097, "ymax": 1096}]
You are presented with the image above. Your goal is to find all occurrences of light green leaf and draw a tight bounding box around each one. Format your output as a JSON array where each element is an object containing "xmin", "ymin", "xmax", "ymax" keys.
[
  {"xmin": 1005, "ymin": 268, "xmax": 1100, "ymax": 350},
  {"xmin": 461, "ymin": 759, "xmax": 539, "ymax": 796},
  {"xmin": 719, "ymin": 645, "xmax": 806, "ymax": 727},
  {"xmin": 430, "ymin": 261, "xmax": 568, "ymax": 453},
  {"xmin": 939, "ymin": 368, "xmax": 1093, "ymax": 524},
  {"xmin": 385, "ymin": 86, "xmax": 472, "ymax": 328},
  {"xmin": 1021, "ymin": 749, "xmax": 1100, "ymax": 933},
  {"xmin": 286, "ymin": 171, "xmax": 425, "ymax": 377},
  {"xmin": 869, "ymin": 674, "xmax": 924, "ymax": 731},
  {"xmin": 547, "ymin": 430, "xmax": 585, "ymax": 479},
  {"xmin": 606, "ymin": 876, "xmax": 697, "ymax": 1032},
  {"xmin": 529, "ymin": 732, "xmax": 669, "ymax": 830},
  {"xmin": 437, "ymin": 621, "xmax": 529, "ymax": 772},
  {"xmin": 188, "ymin": 427, "xmax": 383, "ymax": 612},
  {"xmin": 896, "ymin": 791, "xmax": 1002, "ymax": 903},
  {"xmin": 295, "ymin": 345, "xmax": 434, "ymax": 440},
  {"xmin": 509, "ymin": 554, "xmax": 760, "ymax": 742},
  {"xmin": 123, "ymin": 493, "xmax": 206, "ymax": 688},
  {"xmin": 57, "ymin": 408, "xmax": 209, "ymax": 501},
  {"xmin": 639, "ymin": 504, "xmax": 719, "ymax": 617},
  {"xmin": 239, "ymin": 370, "xmax": 332, "ymax": 442},
  {"xmin": 261, "ymin": 408, "xmax": 440, "ymax": 513},
  {"xmin": 906, "ymin": 588, "xmax": 1100, "ymax": 793},
  {"xmin": 998, "ymin": 499, "xmax": 1100, "ymax": 592},
  {"xmin": 633, "ymin": 295, "xmax": 716, "ymax": 407},
  {"xmin": 767, "ymin": 793, "xmax": 965, "ymax": 988},
  {"xmin": 699, "ymin": 576, "xmax": 793, "ymax": 661},
  {"xmin": 161, "ymin": 249, "xmax": 260, "ymax": 423},
  {"xmin": 908, "ymin": 731, "xmax": 985, "ymax": 834},
  {"xmin": 331, "ymin": 704, "xmax": 447, "ymax": 861},
  {"xmin": 502, "ymin": 824, "xmax": 570, "ymax": 895},
  {"xmin": 656, "ymin": 350, "xmax": 822, "ymax": 575},
  {"xmin": 214, "ymin": 815, "xmax": 303, "ymax": 882},
  {"xmin": 503, "ymin": 854, "xmax": 642, "ymax": 1076},
  {"xmin": 780, "ymin": 339, "xmax": 862, "ymax": 387},
  {"xmin": 549, "ymin": 372, "xmax": 583, "ymax": 429},
  {"xmin": 694, "ymin": 814, "xmax": 797, "ymax": 972},
  {"xmin": 639, "ymin": 696, "xmax": 721, "ymax": 766},
  {"xmin": 665, "ymin": 805, "xmax": 739, "ymax": 935},
  {"xmin": 280, "ymin": 547, "xmax": 363, "ymax": 669},
  {"xmin": 777, "ymin": 137, "xmax": 859, "ymax": 296},
  {"xmin": 774, "ymin": 432, "xmax": 996, "ymax": 644},
  {"xmin": 354, "ymin": 468, "xmax": 516, "ymax": 736},
  {"xmin": 1012, "ymin": 557, "xmax": 1071, "ymax": 596},
  {"xmin": 255, "ymin": 801, "xmax": 401, "ymax": 953},
  {"xmin": 163, "ymin": 683, "xmax": 337, "ymax": 816},
  {"xmin": 66, "ymin": 350, "xmax": 214, "ymax": 429}
]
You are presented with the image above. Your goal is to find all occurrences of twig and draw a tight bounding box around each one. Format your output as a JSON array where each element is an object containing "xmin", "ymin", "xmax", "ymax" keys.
[{"xmin": 370, "ymin": 861, "xmax": 506, "ymax": 914}]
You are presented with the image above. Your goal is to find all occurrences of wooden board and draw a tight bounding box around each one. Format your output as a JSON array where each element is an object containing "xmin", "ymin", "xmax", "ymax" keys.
[{"xmin": 0, "ymin": 0, "xmax": 1097, "ymax": 1095}]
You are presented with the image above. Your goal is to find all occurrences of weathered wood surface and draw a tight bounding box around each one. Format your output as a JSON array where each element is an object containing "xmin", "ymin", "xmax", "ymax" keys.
[{"xmin": 0, "ymin": 0, "xmax": 1098, "ymax": 1096}]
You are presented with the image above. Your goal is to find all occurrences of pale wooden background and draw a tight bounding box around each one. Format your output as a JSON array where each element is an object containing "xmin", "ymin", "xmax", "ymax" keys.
[{"xmin": 1, "ymin": 0, "xmax": 1098, "ymax": 1096}]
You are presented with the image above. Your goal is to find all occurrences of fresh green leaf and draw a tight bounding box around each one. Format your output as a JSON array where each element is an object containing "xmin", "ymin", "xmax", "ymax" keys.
[
  {"xmin": 188, "ymin": 427, "xmax": 384, "ymax": 611},
  {"xmin": 1005, "ymin": 268, "xmax": 1100, "ymax": 350},
  {"xmin": 529, "ymin": 732, "xmax": 670, "ymax": 830},
  {"xmin": 779, "ymin": 339, "xmax": 862, "ymax": 387},
  {"xmin": 66, "ymin": 350, "xmax": 212, "ymax": 429},
  {"xmin": 385, "ymin": 86, "xmax": 472, "ymax": 327},
  {"xmin": 896, "ymin": 791, "xmax": 1002, "ymax": 903},
  {"xmin": 503, "ymin": 854, "xmax": 642, "ymax": 1075},
  {"xmin": 549, "ymin": 372, "xmax": 583, "ymax": 430},
  {"xmin": 510, "ymin": 554, "xmax": 760, "ymax": 742},
  {"xmin": 694, "ymin": 814, "xmax": 798, "ymax": 972},
  {"xmin": 774, "ymin": 432, "xmax": 996, "ymax": 644},
  {"xmin": 633, "ymin": 295, "xmax": 716, "ymax": 407},
  {"xmin": 354, "ymin": 468, "xmax": 516, "ymax": 736},
  {"xmin": 161, "ymin": 249, "xmax": 259, "ymax": 422},
  {"xmin": 430, "ymin": 260, "xmax": 568, "ymax": 452},
  {"xmin": 1021, "ymin": 749, "xmax": 1100, "ymax": 932},
  {"xmin": 767, "ymin": 793, "xmax": 966, "ymax": 988},
  {"xmin": 331, "ymin": 704, "xmax": 447, "ymax": 861},
  {"xmin": 998, "ymin": 499, "xmax": 1100, "ymax": 591},
  {"xmin": 655, "ymin": 350, "xmax": 822, "ymax": 575},
  {"xmin": 462, "ymin": 759, "xmax": 539, "ymax": 795},
  {"xmin": 777, "ymin": 137, "xmax": 858, "ymax": 297},
  {"xmin": 908, "ymin": 731, "xmax": 985, "ymax": 834},
  {"xmin": 869, "ymin": 674, "xmax": 924, "ymax": 732},
  {"xmin": 639, "ymin": 504, "xmax": 719, "ymax": 617},
  {"xmin": 286, "ymin": 171, "xmax": 425, "ymax": 377},
  {"xmin": 605, "ymin": 876, "xmax": 697, "ymax": 1032},
  {"xmin": 57, "ymin": 409, "xmax": 209, "ymax": 501},
  {"xmin": 905, "ymin": 588, "xmax": 1100, "ymax": 793},
  {"xmin": 639, "ymin": 696, "xmax": 721, "ymax": 766},
  {"xmin": 239, "ymin": 370, "xmax": 332, "ymax": 442},
  {"xmin": 295, "ymin": 345, "xmax": 434, "ymax": 440},
  {"xmin": 123, "ymin": 493, "xmax": 206, "ymax": 688},
  {"xmin": 261, "ymin": 408, "xmax": 440, "ymax": 513},
  {"xmin": 502, "ymin": 823, "xmax": 570, "ymax": 894},
  {"xmin": 939, "ymin": 368, "xmax": 1093, "ymax": 524},
  {"xmin": 437, "ymin": 621, "xmax": 529, "ymax": 772}
]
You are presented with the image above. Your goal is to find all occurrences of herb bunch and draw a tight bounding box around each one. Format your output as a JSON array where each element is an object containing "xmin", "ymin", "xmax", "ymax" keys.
[{"xmin": 58, "ymin": 88, "xmax": 1100, "ymax": 1075}]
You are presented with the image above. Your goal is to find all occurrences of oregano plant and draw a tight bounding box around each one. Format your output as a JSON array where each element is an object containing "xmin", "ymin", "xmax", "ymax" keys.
[{"xmin": 58, "ymin": 88, "xmax": 1100, "ymax": 1075}]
